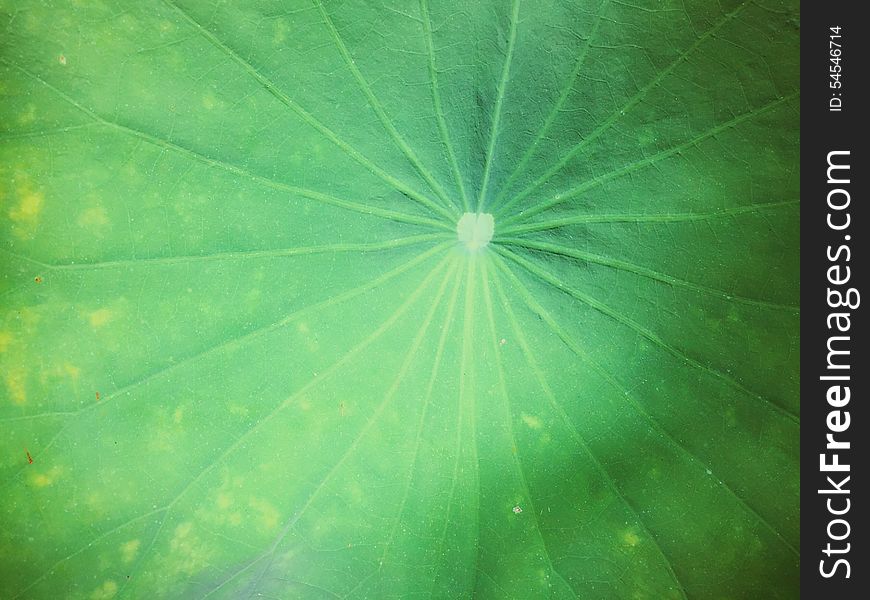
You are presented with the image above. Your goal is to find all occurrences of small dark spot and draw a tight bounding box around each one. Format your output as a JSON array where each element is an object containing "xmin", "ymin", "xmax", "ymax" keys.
[{"xmin": 34, "ymin": 276, "xmax": 43, "ymax": 284}]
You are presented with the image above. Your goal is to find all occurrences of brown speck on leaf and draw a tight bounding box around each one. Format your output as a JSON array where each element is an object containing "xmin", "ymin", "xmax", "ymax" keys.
[
  {"xmin": 25, "ymin": 449, "xmax": 33, "ymax": 464},
  {"xmin": 95, "ymin": 391, "xmax": 101, "ymax": 401},
  {"xmin": 34, "ymin": 276, "xmax": 43, "ymax": 284},
  {"xmin": 58, "ymin": 54, "xmax": 67, "ymax": 66}
]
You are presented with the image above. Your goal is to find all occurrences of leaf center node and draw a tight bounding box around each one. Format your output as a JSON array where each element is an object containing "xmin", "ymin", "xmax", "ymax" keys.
[{"xmin": 457, "ymin": 212, "xmax": 494, "ymax": 251}]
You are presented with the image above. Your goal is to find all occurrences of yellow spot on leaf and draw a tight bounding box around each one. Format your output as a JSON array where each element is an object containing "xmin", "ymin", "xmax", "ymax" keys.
[
  {"xmin": 216, "ymin": 492, "xmax": 232, "ymax": 510},
  {"xmin": 17, "ymin": 104, "xmax": 37, "ymax": 126},
  {"xmin": 228, "ymin": 403, "xmax": 249, "ymax": 417},
  {"xmin": 64, "ymin": 362, "xmax": 81, "ymax": 381},
  {"xmin": 202, "ymin": 91, "xmax": 219, "ymax": 110},
  {"xmin": 249, "ymin": 497, "xmax": 280, "ymax": 532},
  {"xmin": 8, "ymin": 179, "xmax": 44, "ymax": 237},
  {"xmin": 120, "ymin": 539, "xmax": 140, "ymax": 564},
  {"xmin": 29, "ymin": 465, "xmax": 63, "ymax": 488},
  {"xmin": 122, "ymin": 162, "xmax": 138, "ymax": 178},
  {"xmin": 521, "ymin": 413, "xmax": 542, "ymax": 430},
  {"xmin": 147, "ymin": 425, "xmax": 174, "ymax": 453},
  {"xmin": 346, "ymin": 481, "xmax": 364, "ymax": 505},
  {"xmin": 18, "ymin": 306, "xmax": 41, "ymax": 328},
  {"xmin": 90, "ymin": 580, "xmax": 118, "ymax": 600},
  {"xmin": 89, "ymin": 308, "xmax": 114, "ymax": 328},
  {"xmin": 622, "ymin": 530, "xmax": 641, "ymax": 547},
  {"xmin": 5, "ymin": 368, "xmax": 27, "ymax": 405},
  {"xmin": 175, "ymin": 522, "xmax": 192, "ymax": 537},
  {"xmin": 168, "ymin": 522, "xmax": 213, "ymax": 576},
  {"xmin": 0, "ymin": 331, "xmax": 12, "ymax": 353},
  {"xmin": 724, "ymin": 407, "xmax": 738, "ymax": 428},
  {"xmin": 273, "ymin": 20, "xmax": 289, "ymax": 44},
  {"xmin": 84, "ymin": 491, "xmax": 109, "ymax": 517},
  {"xmin": 78, "ymin": 206, "xmax": 110, "ymax": 228}
]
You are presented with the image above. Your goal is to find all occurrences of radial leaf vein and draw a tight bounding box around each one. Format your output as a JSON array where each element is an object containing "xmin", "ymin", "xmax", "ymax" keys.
[
  {"xmin": 128, "ymin": 255, "xmax": 456, "ymax": 599},
  {"xmin": 375, "ymin": 262, "xmax": 463, "ymax": 579},
  {"xmin": 160, "ymin": 0, "xmax": 455, "ymax": 222},
  {"xmin": 420, "ymin": 0, "xmax": 471, "ymax": 211},
  {"xmin": 0, "ymin": 122, "xmax": 97, "ymax": 141},
  {"xmin": 231, "ymin": 256, "xmax": 459, "ymax": 598},
  {"xmin": 0, "ymin": 58, "xmax": 451, "ymax": 232},
  {"xmin": 490, "ymin": 0, "xmax": 610, "ymax": 211},
  {"xmin": 498, "ymin": 237, "xmax": 798, "ymax": 311},
  {"xmin": 497, "ymin": 246, "xmax": 799, "ymax": 423},
  {"xmin": 17, "ymin": 243, "xmax": 451, "ymax": 475},
  {"xmin": 44, "ymin": 234, "xmax": 450, "ymax": 271},
  {"xmin": 480, "ymin": 258, "xmax": 579, "ymax": 598},
  {"xmin": 498, "ymin": 0, "xmax": 752, "ymax": 217},
  {"xmin": 164, "ymin": 252, "xmax": 453, "ymax": 507},
  {"xmin": 460, "ymin": 258, "xmax": 483, "ymax": 593},
  {"xmin": 426, "ymin": 269, "xmax": 471, "ymax": 598},
  {"xmin": 11, "ymin": 254, "xmax": 454, "ymax": 598},
  {"xmin": 476, "ymin": 0, "xmax": 521, "ymax": 212},
  {"xmin": 499, "ymin": 90, "xmax": 797, "ymax": 224},
  {"xmin": 490, "ymin": 257, "xmax": 688, "ymax": 599},
  {"xmin": 499, "ymin": 200, "xmax": 799, "ymax": 234},
  {"xmin": 492, "ymin": 255, "xmax": 798, "ymax": 558},
  {"xmin": 313, "ymin": 0, "xmax": 459, "ymax": 216}
]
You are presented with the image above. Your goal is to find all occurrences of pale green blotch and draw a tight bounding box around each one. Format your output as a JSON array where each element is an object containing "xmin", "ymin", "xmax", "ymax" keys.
[{"xmin": 457, "ymin": 212, "xmax": 494, "ymax": 251}]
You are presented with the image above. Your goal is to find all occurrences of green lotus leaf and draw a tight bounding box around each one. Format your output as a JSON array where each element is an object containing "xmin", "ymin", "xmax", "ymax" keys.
[{"xmin": 1, "ymin": 0, "xmax": 799, "ymax": 598}]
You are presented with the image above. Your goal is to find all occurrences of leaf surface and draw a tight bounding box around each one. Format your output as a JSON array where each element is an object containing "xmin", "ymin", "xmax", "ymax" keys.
[{"xmin": 0, "ymin": 0, "xmax": 799, "ymax": 598}]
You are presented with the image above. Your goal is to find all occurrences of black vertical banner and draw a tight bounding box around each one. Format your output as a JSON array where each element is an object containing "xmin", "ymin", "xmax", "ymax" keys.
[{"xmin": 802, "ymin": 1, "xmax": 867, "ymax": 596}]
